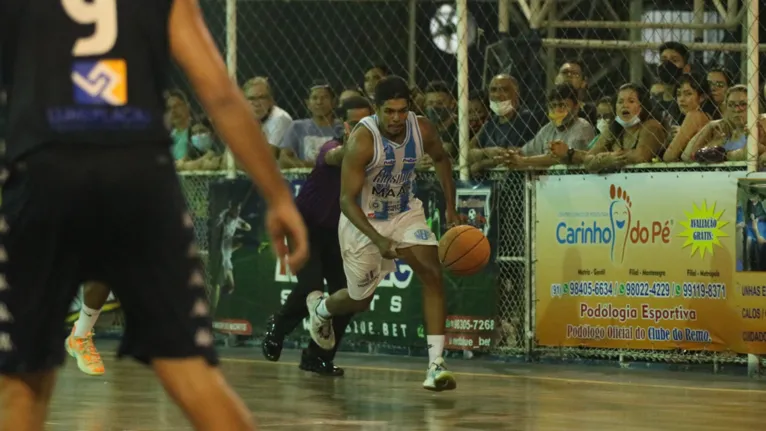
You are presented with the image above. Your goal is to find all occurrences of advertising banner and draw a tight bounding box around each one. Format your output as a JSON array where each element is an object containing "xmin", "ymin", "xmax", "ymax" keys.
[
  {"xmin": 732, "ymin": 178, "xmax": 766, "ymax": 354},
  {"xmin": 535, "ymin": 171, "xmax": 742, "ymax": 351},
  {"xmin": 209, "ymin": 176, "xmax": 497, "ymax": 351}
]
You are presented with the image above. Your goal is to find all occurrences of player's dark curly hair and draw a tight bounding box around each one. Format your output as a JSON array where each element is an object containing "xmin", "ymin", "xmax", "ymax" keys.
[{"xmin": 374, "ymin": 75, "xmax": 410, "ymax": 105}]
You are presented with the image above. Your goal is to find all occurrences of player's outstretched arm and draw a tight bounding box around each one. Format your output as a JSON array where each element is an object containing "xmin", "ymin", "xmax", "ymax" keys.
[
  {"xmin": 169, "ymin": 0, "xmax": 307, "ymax": 270},
  {"xmin": 339, "ymin": 127, "xmax": 384, "ymax": 243},
  {"xmin": 418, "ymin": 118, "xmax": 457, "ymax": 219}
]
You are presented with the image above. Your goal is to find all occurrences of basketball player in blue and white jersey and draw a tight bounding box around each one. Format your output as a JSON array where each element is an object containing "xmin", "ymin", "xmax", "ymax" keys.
[{"xmin": 306, "ymin": 76, "xmax": 460, "ymax": 391}]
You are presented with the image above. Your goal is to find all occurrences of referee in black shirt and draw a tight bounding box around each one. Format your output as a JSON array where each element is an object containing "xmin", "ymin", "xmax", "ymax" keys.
[{"xmin": 262, "ymin": 96, "xmax": 373, "ymax": 376}]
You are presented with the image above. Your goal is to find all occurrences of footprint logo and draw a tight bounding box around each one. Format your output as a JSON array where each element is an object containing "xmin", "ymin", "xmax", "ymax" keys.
[{"xmin": 609, "ymin": 184, "xmax": 632, "ymax": 263}]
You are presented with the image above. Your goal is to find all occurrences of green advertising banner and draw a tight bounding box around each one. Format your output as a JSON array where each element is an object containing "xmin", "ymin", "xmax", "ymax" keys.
[{"xmin": 208, "ymin": 176, "xmax": 498, "ymax": 351}]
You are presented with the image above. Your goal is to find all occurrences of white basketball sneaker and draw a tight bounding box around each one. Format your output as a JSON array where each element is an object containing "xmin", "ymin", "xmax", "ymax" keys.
[
  {"xmin": 423, "ymin": 357, "xmax": 457, "ymax": 391},
  {"xmin": 306, "ymin": 291, "xmax": 335, "ymax": 350}
]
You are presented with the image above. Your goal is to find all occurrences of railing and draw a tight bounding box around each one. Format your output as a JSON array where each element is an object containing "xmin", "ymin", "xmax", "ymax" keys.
[{"xmin": 178, "ymin": 161, "xmax": 765, "ymax": 373}]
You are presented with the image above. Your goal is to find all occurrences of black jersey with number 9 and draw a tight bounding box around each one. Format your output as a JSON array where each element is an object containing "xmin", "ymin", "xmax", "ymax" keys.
[{"xmin": 0, "ymin": 0, "xmax": 174, "ymax": 163}]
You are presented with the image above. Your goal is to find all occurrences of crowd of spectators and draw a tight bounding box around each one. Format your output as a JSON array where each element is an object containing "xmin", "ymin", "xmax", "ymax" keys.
[
  {"xmin": 484, "ymin": 40, "xmax": 765, "ymax": 175},
  {"xmin": 9, "ymin": 40, "xmax": 753, "ymax": 177}
]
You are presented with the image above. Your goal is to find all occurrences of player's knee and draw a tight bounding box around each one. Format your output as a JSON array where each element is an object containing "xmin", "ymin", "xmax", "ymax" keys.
[{"xmin": 347, "ymin": 286, "xmax": 376, "ymax": 311}]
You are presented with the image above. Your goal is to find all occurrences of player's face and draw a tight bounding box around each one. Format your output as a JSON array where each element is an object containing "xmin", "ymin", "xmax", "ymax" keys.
[{"xmin": 377, "ymin": 99, "xmax": 409, "ymax": 137}]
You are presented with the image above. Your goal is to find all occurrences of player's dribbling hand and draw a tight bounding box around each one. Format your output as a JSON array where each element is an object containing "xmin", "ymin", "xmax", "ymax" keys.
[
  {"xmin": 265, "ymin": 200, "xmax": 309, "ymax": 273},
  {"xmin": 374, "ymin": 236, "xmax": 399, "ymax": 260}
]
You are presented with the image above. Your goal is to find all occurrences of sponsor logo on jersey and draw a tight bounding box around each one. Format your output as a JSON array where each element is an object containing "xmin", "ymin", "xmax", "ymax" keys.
[{"xmin": 72, "ymin": 59, "xmax": 127, "ymax": 106}]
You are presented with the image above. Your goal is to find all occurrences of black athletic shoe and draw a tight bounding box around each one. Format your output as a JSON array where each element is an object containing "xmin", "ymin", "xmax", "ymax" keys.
[
  {"xmin": 299, "ymin": 349, "xmax": 344, "ymax": 377},
  {"xmin": 261, "ymin": 315, "xmax": 283, "ymax": 362}
]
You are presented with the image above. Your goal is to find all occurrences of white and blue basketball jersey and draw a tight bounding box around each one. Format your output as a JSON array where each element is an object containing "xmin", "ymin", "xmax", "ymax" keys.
[{"xmin": 358, "ymin": 112, "xmax": 424, "ymax": 220}]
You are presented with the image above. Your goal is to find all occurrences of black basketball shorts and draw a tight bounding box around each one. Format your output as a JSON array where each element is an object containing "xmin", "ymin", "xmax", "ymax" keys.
[
  {"xmin": 294, "ymin": 222, "xmax": 346, "ymax": 294},
  {"xmin": 0, "ymin": 143, "xmax": 217, "ymax": 374}
]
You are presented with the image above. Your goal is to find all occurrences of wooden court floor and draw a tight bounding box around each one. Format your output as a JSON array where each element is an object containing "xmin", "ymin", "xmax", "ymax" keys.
[{"xmin": 42, "ymin": 342, "xmax": 766, "ymax": 430}]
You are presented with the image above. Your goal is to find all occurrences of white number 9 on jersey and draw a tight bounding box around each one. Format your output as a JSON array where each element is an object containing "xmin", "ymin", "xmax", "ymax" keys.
[{"xmin": 62, "ymin": 0, "xmax": 118, "ymax": 57}]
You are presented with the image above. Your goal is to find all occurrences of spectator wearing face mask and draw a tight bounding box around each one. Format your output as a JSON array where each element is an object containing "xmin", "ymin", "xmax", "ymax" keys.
[
  {"xmin": 655, "ymin": 41, "xmax": 691, "ymax": 128},
  {"xmin": 590, "ymin": 97, "xmax": 615, "ymax": 148},
  {"xmin": 499, "ymin": 83, "xmax": 594, "ymax": 169},
  {"xmin": 420, "ymin": 80, "xmax": 458, "ymax": 165},
  {"xmin": 581, "ymin": 97, "xmax": 614, "ymax": 151},
  {"xmin": 467, "ymin": 74, "xmax": 536, "ymax": 175},
  {"xmin": 165, "ymin": 90, "xmax": 193, "ymax": 161},
  {"xmin": 177, "ymin": 117, "xmax": 224, "ymax": 171},
  {"xmin": 552, "ymin": 83, "xmax": 667, "ymax": 172}
]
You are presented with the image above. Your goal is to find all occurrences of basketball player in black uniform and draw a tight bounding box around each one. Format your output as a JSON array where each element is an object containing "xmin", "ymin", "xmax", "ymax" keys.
[{"xmin": 0, "ymin": 0, "xmax": 309, "ymax": 430}]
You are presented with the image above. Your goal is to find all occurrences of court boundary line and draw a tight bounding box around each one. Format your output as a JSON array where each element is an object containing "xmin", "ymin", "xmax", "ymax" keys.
[{"xmin": 219, "ymin": 356, "xmax": 766, "ymax": 394}]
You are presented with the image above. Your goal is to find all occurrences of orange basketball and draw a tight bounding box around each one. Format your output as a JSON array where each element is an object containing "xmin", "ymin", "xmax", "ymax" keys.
[{"xmin": 438, "ymin": 225, "xmax": 490, "ymax": 276}]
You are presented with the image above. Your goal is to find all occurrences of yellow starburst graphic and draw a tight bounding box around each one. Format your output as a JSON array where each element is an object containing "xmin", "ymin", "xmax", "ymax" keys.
[{"xmin": 678, "ymin": 200, "xmax": 729, "ymax": 258}]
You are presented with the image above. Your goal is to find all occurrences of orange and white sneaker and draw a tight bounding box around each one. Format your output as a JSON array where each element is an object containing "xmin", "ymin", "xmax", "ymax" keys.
[{"xmin": 65, "ymin": 325, "xmax": 105, "ymax": 376}]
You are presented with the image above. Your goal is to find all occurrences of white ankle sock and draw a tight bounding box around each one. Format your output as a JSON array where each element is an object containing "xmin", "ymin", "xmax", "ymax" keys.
[
  {"xmin": 74, "ymin": 305, "xmax": 101, "ymax": 337},
  {"xmin": 427, "ymin": 335, "xmax": 445, "ymax": 364},
  {"xmin": 315, "ymin": 297, "xmax": 332, "ymax": 319}
]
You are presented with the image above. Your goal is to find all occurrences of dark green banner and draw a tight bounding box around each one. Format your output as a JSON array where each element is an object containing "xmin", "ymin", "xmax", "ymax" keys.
[{"xmin": 208, "ymin": 176, "xmax": 498, "ymax": 351}]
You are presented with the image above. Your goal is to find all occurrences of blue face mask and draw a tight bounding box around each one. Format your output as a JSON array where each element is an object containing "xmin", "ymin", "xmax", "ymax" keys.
[{"xmin": 191, "ymin": 133, "xmax": 213, "ymax": 152}]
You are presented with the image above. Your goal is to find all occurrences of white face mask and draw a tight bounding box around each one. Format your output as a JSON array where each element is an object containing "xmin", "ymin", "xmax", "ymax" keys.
[
  {"xmin": 615, "ymin": 115, "xmax": 641, "ymax": 129},
  {"xmin": 490, "ymin": 100, "xmax": 515, "ymax": 116},
  {"xmin": 596, "ymin": 119, "xmax": 610, "ymax": 134}
]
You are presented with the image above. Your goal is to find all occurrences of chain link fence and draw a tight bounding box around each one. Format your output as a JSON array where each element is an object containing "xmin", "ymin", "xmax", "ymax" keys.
[{"xmin": 164, "ymin": 0, "xmax": 765, "ymax": 368}]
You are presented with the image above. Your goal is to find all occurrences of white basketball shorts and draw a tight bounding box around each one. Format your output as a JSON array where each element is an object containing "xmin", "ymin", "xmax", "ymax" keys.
[{"xmin": 339, "ymin": 201, "xmax": 438, "ymax": 300}]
